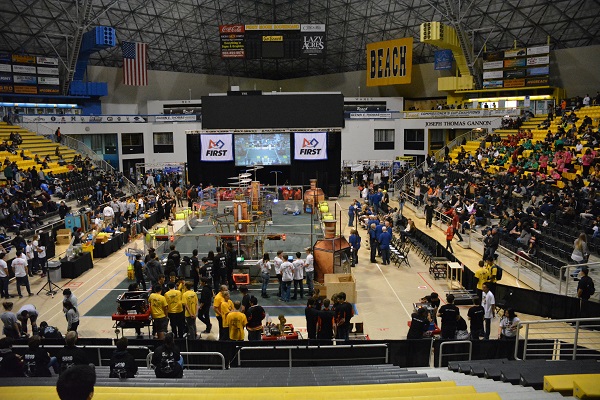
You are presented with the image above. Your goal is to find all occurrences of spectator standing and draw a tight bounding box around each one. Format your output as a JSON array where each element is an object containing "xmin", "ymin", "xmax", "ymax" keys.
[
  {"xmin": 1, "ymin": 301, "xmax": 22, "ymax": 338},
  {"xmin": 182, "ymin": 282, "xmax": 198, "ymax": 339},
  {"xmin": 197, "ymin": 278, "xmax": 213, "ymax": 334},
  {"xmin": 317, "ymin": 298, "xmax": 335, "ymax": 342},
  {"xmin": 474, "ymin": 260, "xmax": 490, "ymax": 299},
  {"xmin": 62, "ymin": 289, "xmax": 78, "ymax": 315},
  {"xmin": 0, "ymin": 253, "xmax": 11, "ymax": 299},
  {"xmin": 304, "ymin": 247, "xmax": 315, "ymax": 296},
  {"xmin": 55, "ymin": 127, "xmax": 62, "ymax": 143},
  {"xmin": 25, "ymin": 239, "xmax": 35, "ymax": 276},
  {"xmin": 12, "ymin": 250, "xmax": 32, "ymax": 297},
  {"xmin": 37, "ymin": 242, "xmax": 47, "ymax": 278},
  {"xmin": 445, "ymin": 222, "xmax": 455, "ymax": 254},
  {"xmin": 291, "ymin": 252, "xmax": 304, "ymax": 300},
  {"xmin": 273, "ymin": 250, "xmax": 284, "ymax": 298},
  {"xmin": 148, "ymin": 284, "xmax": 168, "ymax": 340},
  {"xmin": 437, "ymin": 294, "xmax": 459, "ymax": 339},
  {"xmin": 424, "ymin": 200, "xmax": 434, "ymax": 229},
  {"xmin": 305, "ymin": 297, "xmax": 319, "ymax": 340},
  {"xmin": 482, "ymin": 283, "xmax": 495, "ymax": 340},
  {"xmin": 109, "ymin": 337, "xmax": 138, "ymax": 378},
  {"xmin": 378, "ymin": 226, "xmax": 392, "ymax": 265},
  {"xmin": 151, "ymin": 333, "xmax": 183, "ymax": 378},
  {"xmin": 226, "ymin": 301, "xmax": 247, "ymax": 341},
  {"xmin": 334, "ymin": 292, "xmax": 354, "ymax": 341},
  {"xmin": 577, "ymin": 267, "xmax": 595, "ymax": 318},
  {"xmin": 146, "ymin": 254, "xmax": 162, "ymax": 287},
  {"xmin": 212, "ymin": 285, "xmax": 228, "ymax": 339},
  {"xmin": 190, "ymin": 249, "xmax": 200, "ymax": 293},
  {"xmin": 225, "ymin": 242, "xmax": 238, "ymax": 291},
  {"xmin": 571, "ymin": 233, "xmax": 590, "ymax": 264},
  {"xmin": 17, "ymin": 304, "xmax": 38, "ymax": 335},
  {"xmin": 165, "ymin": 282, "xmax": 184, "ymax": 338},
  {"xmin": 280, "ymin": 255, "xmax": 294, "ymax": 302},
  {"xmin": 218, "ymin": 291, "xmax": 234, "ymax": 340},
  {"xmin": 368, "ymin": 223, "xmax": 378, "ymax": 262},
  {"xmin": 64, "ymin": 301, "xmax": 79, "ymax": 333},
  {"xmin": 246, "ymin": 296, "xmax": 265, "ymax": 341},
  {"xmin": 133, "ymin": 254, "xmax": 146, "ymax": 291},
  {"xmin": 57, "ymin": 332, "xmax": 89, "ymax": 373},
  {"xmin": 467, "ymin": 297, "xmax": 485, "ymax": 340},
  {"xmin": 257, "ymin": 253, "xmax": 271, "ymax": 298},
  {"xmin": 349, "ymin": 229, "xmax": 361, "ymax": 266}
]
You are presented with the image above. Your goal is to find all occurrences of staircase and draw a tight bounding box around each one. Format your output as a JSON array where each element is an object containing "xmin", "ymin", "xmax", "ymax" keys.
[{"xmin": 62, "ymin": 0, "xmax": 93, "ymax": 95}]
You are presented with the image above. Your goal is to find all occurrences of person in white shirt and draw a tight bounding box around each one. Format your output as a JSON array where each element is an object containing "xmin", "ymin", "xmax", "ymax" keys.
[
  {"xmin": 12, "ymin": 249, "xmax": 31, "ymax": 297},
  {"xmin": 0, "ymin": 252, "xmax": 11, "ymax": 298},
  {"xmin": 498, "ymin": 308, "xmax": 522, "ymax": 340},
  {"xmin": 146, "ymin": 174, "xmax": 155, "ymax": 188},
  {"xmin": 481, "ymin": 282, "xmax": 495, "ymax": 340},
  {"xmin": 280, "ymin": 255, "xmax": 294, "ymax": 302},
  {"xmin": 103, "ymin": 204, "xmax": 115, "ymax": 227},
  {"xmin": 62, "ymin": 289, "xmax": 78, "ymax": 316},
  {"xmin": 291, "ymin": 252, "xmax": 305, "ymax": 300},
  {"xmin": 304, "ymin": 247, "xmax": 315, "ymax": 296},
  {"xmin": 25, "ymin": 239, "xmax": 35, "ymax": 276},
  {"xmin": 273, "ymin": 251, "xmax": 284, "ymax": 298},
  {"xmin": 583, "ymin": 94, "xmax": 590, "ymax": 107},
  {"xmin": 257, "ymin": 253, "xmax": 272, "ymax": 298},
  {"xmin": 37, "ymin": 244, "xmax": 47, "ymax": 277}
]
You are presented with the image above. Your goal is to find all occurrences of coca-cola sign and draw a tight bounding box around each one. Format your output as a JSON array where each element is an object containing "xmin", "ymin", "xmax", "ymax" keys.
[{"xmin": 219, "ymin": 24, "xmax": 245, "ymax": 34}]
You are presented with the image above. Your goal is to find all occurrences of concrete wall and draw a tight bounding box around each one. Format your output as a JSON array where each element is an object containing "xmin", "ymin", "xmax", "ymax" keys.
[{"xmin": 552, "ymin": 44, "xmax": 600, "ymax": 97}]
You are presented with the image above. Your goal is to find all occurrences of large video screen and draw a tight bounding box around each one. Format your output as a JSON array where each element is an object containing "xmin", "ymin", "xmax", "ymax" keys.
[{"xmin": 234, "ymin": 133, "xmax": 291, "ymax": 166}]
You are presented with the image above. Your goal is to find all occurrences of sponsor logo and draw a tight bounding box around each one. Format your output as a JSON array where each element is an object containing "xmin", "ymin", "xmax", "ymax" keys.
[
  {"xmin": 219, "ymin": 24, "xmax": 244, "ymax": 33},
  {"xmin": 300, "ymin": 138, "xmax": 322, "ymax": 155},
  {"xmin": 301, "ymin": 24, "xmax": 326, "ymax": 32},
  {"xmin": 206, "ymin": 139, "xmax": 227, "ymax": 156}
]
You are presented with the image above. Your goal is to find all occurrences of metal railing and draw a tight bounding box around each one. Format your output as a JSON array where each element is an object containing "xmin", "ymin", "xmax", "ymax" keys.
[
  {"xmin": 496, "ymin": 243, "xmax": 545, "ymax": 291},
  {"xmin": 236, "ymin": 343, "xmax": 389, "ymax": 368},
  {"xmin": 438, "ymin": 340, "xmax": 473, "ymax": 367},
  {"xmin": 559, "ymin": 263, "xmax": 600, "ymax": 298},
  {"xmin": 146, "ymin": 351, "xmax": 226, "ymax": 370},
  {"xmin": 393, "ymin": 127, "xmax": 490, "ymax": 196},
  {"xmin": 13, "ymin": 344, "xmax": 151, "ymax": 367},
  {"xmin": 514, "ymin": 317, "xmax": 600, "ymax": 360},
  {"xmin": 20, "ymin": 121, "xmax": 138, "ymax": 196}
]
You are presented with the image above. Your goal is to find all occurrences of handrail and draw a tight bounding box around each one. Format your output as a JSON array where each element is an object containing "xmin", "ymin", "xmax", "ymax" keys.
[
  {"xmin": 20, "ymin": 121, "xmax": 139, "ymax": 197},
  {"xmin": 13, "ymin": 344, "xmax": 151, "ymax": 367},
  {"xmin": 145, "ymin": 351, "xmax": 226, "ymax": 370},
  {"xmin": 236, "ymin": 343, "xmax": 389, "ymax": 368},
  {"xmin": 559, "ymin": 263, "xmax": 600, "ymax": 297},
  {"xmin": 438, "ymin": 340, "xmax": 472, "ymax": 367},
  {"xmin": 496, "ymin": 243, "xmax": 545, "ymax": 291},
  {"xmin": 514, "ymin": 317, "xmax": 600, "ymax": 360}
]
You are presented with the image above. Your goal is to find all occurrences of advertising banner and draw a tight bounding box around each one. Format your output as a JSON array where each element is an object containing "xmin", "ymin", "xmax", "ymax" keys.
[
  {"xmin": 201, "ymin": 134, "xmax": 233, "ymax": 162},
  {"xmin": 0, "ymin": 64, "xmax": 11, "ymax": 73},
  {"xmin": 404, "ymin": 108, "xmax": 519, "ymax": 119},
  {"xmin": 0, "ymin": 53, "xmax": 10, "ymax": 63},
  {"xmin": 294, "ymin": 132, "xmax": 327, "ymax": 160},
  {"xmin": 245, "ymin": 24, "xmax": 300, "ymax": 30},
  {"xmin": 527, "ymin": 45, "xmax": 550, "ymax": 56},
  {"xmin": 483, "ymin": 61, "xmax": 503, "ymax": 70},
  {"xmin": 504, "ymin": 48, "xmax": 526, "ymax": 58},
  {"xmin": 503, "ymin": 79, "xmax": 526, "ymax": 88},
  {"xmin": 348, "ymin": 112, "xmax": 392, "ymax": 119},
  {"xmin": 13, "ymin": 85, "xmax": 38, "ymax": 94},
  {"xmin": 12, "ymin": 65, "xmax": 36, "ymax": 74},
  {"xmin": 434, "ymin": 49, "xmax": 453, "ymax": 70},
  {"xmin": 527, "ymin": 66, "xmax": 550, "ymax": 76},
  {"xmin": 13, "ymin": 75, "xmax": 37, "ymax": 84},
  {"xmin": 483, "ymin": 51, "xmax": 503, "ymax": 61},
  {"xmin": 366, "ymin": 37, "xmax": 413, "ymax": 86},
  {"xmin": 504, "ymin": 58, "xmax": 526, "ymax": 68},
  {"xmin": 0, "ymin": 74, "xmax": 12, "ymax": 83},
  {"xmin": 37, "ymin": 66, "xmax": 59, "ymax": 75},
  {"xmin": 22, "ymin": 115, "xmax": 146, "ymax": 123},
  {"xmin": 526, "ymin": 77, "xmax": 549, "ymax": 86},
  {"xmin": 219, "ymin": 24, "xmax": 245, "ymax": 59},
  {"xmin": 504, "ymin": 69, "xmax": 526, "ymax": 79},
  {"xmin": 527, "ymin": 55, "xmax": 549, "ymax": 66},
  {"xmin": 38, "ymin": 86, "xmax": 60, "ymax": 94},
  {"xmin": 38, "ymin": 76, "xmax": 59, "ymax": 85},
  {"xmin": 0, "ymin": 85, "xmax": 13, "ymax": 93},
  {"xmin": 301, "ymin": 24, "xmax": 326, "ymax": 58},
  {"xmin": 12, "ymin": 55, "xmax": 36, "ymax": 64},
  {"xmin": 483, "ymin": 70, "xmax": 503, "ymax": 80},
  {"xmin": 36, "ymin": 56, "xmax": 59, "ymax": 65},
  {"xmin": 155, "ymin": 115, "xmax": 197, "ymax": 122},
  {"xmin": 483, "ymin": 80, "xmax": 503, "ymax": 89}
]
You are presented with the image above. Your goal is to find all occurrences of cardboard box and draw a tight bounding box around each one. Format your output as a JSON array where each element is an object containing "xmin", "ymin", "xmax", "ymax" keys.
[
  {"xmin": 324, "ymin": 273, "xmax": 357, "ymax": 303},
  {"xmin": 56, "ymin": 229, "xmax": 72, "ymax": 245}
]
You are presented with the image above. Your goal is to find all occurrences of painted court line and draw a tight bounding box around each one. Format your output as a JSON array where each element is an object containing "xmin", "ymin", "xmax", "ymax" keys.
[{"xmin": 375, "ymin": 262, "xmax": 412, "ymax": 318}]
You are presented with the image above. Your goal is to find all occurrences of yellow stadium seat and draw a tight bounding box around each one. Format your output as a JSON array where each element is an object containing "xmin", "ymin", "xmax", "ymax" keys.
[{"xmin": 544, "ymin": 373, "xmax": 600, "ymax": 395}]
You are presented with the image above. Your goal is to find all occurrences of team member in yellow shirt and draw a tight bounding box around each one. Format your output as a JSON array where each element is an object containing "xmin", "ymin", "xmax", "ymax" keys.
[
  {"xmin": 219, "ymin": 291, "xmax": 234, "ymax": 341},
  {"xmin": 165, "ymin": 282, "xmax": 184, "ymax": 338},
  {"xmin": 212, "ymin": 285, "xmax": 228, "ymax": 340},
  {"xmin": 149, "ymin": 284, "xmax": 169, "ymax": 340},
  {"xmin": 226, "ymin": 301, "xmax": 247, "ymax": 341},
  {"xmin": 182, "ymin": 282, "xmax": 199, "ymax": 339},
  {"xmin": 474, "ymin": 260, "xmax": 490, "ymax": 299}
]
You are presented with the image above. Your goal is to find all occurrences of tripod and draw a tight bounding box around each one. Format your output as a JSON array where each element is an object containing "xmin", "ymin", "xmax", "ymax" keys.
[{"xmin": 37, "ymin": 259, "xmax": 61, "ymax": 297}]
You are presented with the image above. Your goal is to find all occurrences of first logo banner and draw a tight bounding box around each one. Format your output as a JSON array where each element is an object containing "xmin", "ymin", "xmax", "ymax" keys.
[{"xmin": 366, "ymin": 37, "xmax": 413, "ymax": 87}]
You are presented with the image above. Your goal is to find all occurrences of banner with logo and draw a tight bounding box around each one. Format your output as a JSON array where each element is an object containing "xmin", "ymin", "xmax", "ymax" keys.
[
  {"xmin": 483, "ymin": 80, "xmax": 503, "ymax": 89},
  {"xmin": 366, "ymin": 37, "xmax": 413, "ymax": 86},
  {"xmin": 219, "ymin": 24, "xmax": 245, "ymax": 59},
  {"xmin": 404, "ymin": 108, "xmax": 520, "ymax": 119},
  {"xmin": 22, "ymin": 115, "xmax": 146, "ymax": 123},
  {"xmin": 527, "ymin": 55, "xmax": 549, "ymax": 66},
  {"xmin": 36, "ymin": 56, "xmax": 59, "ymax": 65},
  {"xmin": 504, "ymin": 69, "xmax": 526, "ymax": 79},
  {"xmin": 201, "ymin": 134, "xmax": 233, "ymax": 162},
  {"xmin": 294, "ymin": 132, "xmax": 327, "ymax": 160},
  {"xmin": 527, "ymin": 45, "xmax": 550, "ymax": 56},
  {"xmin": 483, "ymin": 51, "xmax": 503, "ymax": 61},
  {"xmin": 504, "ymin": 58, "xmax": 526, "ymax": 68},
  {"xmin": 37, "ymin": 66, "xmax": 59, "ymax": 75},
  {"xmin": 300, "ymin": 24, "xmax": 326, "ymax": 58},
  {"xmin": 504, "ymin": 48, "xmax": 526, "ymax": 58},
  {"xmin": 13, "ymin": 75, "xmax": 37, "ymax": 84},
  {"xmin": 434, "ymin": 49, "xmax": 453, "ymax": 70},
  {"xmin": 155, "ymin": 115, "xmax": 197, "ymax": 122},
  {"xmin": 527, "ymin": 66, "xmax": 549, "ymax": 76},
  {"xmin": 0, "ymin": 64, "xmax": 11, "ymax": 73},
  {"xmin": 483, "ymin": 61, "xmax": 503, "ymax": 70},
  {"xmin": 483, "ymin": 70, "xmax": 503, "ymax": 80},
  {"xmin": 0, "ymin": 74, "xmax": 12, "ymax": 83}
]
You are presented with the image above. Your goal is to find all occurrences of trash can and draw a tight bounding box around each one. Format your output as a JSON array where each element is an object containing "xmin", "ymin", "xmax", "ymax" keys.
[{"xmin": 48, "ymin": 261, "xmax": 61, "ymax": 282}]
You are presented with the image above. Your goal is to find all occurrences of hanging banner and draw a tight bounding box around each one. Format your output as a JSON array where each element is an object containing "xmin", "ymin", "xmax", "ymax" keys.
[
  {"xmin": 483, "ymin": 61, "xmax": 503, "ymax": 70},
  {"xmin": 0, "ymin": 64, "xmax": 11, "ymax": 73},
  {"xmin": 0, "ymin": 74, "xmax": 12, "ymax": 83},
  {"xmin": 36, "ymin": 56, "xmax": 59, "ymax": 65},
  {"xmin": 219, "ymin": 24, "xmax": 245, "ymax": 59},
  {"xmin": 504, "ymin": 69, "xmax": 526, "ymax": 79},
  {"xmin": 434, "ymin": 49, "xmax": 453, "ymax": 70},
  {"xmin": 483, "ymin": 70, "xmax": 503, "ymax": 80},
  {"xmin": 527, "ymin": 66, "xmax": 550, "ymax": 76},
  {"xmin": 294, "ymin": 132, "xmax": 327, "ymax": 160},
  {"xmin": 483, "ymin": 80, "xmax": 503, "ymax": 89},
  {"xmin": 366, "ymin": 37, "xmax": 413, "ymax": 86},
  {"xmin": 483, "ymin": 51, "xmax": 503, "ymax": 61},
  {"xmin": 38, "ymin": 76, "xmax": 59, "ymax": 85},
  {"xmin": 527, "ymin": 45, "xmax": 550, "ymax": 56},
  {"xmin": 504, "ymin": 58, "xmax": 526, "ymax": 68},
  {"xmin": 12, "ymin": 65, "xmax": 36, "ymax": 74},
  {"xmin": 37, "ymin": 66, "xmax": 59, "ymax": 75},
  {"xmin": 300, "ymin": 24, "xmax": 326, "ymax": 58},
  {"xmin": 12, "ymin": 55, "xmax": 36, "ymax": 64},
  {"xmin": 527, "ymin": 55, "xmax": 549, "ymax": 66},
  {"xmin": 526, "ymin": 76, "xmax": 549, "ymax": 86},
  {"xmin": 504, "ymin": 48, "xmax": 526, "ymax": 58},
  {"xmin": 201, "ymin": 134, "xmax": 233, "ymax": 162}
]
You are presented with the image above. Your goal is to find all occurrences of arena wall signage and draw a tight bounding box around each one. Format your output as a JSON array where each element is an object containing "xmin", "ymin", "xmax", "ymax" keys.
[
  {"xmin": 348, "ymin": 112, "xmax": 392, "ymax": 119},
  {"xmin": 483, "ymin": 80, "xmax": 503, "ymax": 89},
  {"xmin": 200, "ymin": 134, "xmax": 233, "ymax": 161},
  {"xmin": 527, "ymin": 45, "xmax": 550, "ymax": 56},
  {"xmin": 294, "ymin": 132, "xmax": 327, "ymax": 160},
  {"xmin": 155, "ymin": 115, "xmax": 197, "ymax": 122},
  {"xmin": 366, "ymin": 37, "xmax": 413, "ymax": 86},
  {"xmin": 404, "ymin": 108, "xmax": 519, "ymax": 119},
  {"xmin": 22, "ymin": 115, "xmax": 146, "ymax": 123},
  {"xmin": 483, "ymin": 61, "xmax": 503, "ymax": 70},
  {"xmin": 483, "ymin": 70, "xmax": 503, "ymax": 80},
  {"xmin": 504, "ymin": 48, "xmax": 526, "ymax": 58},
  {"xmin": 0, "ymin": 64, "xmax": 11, "ymax": 73}
]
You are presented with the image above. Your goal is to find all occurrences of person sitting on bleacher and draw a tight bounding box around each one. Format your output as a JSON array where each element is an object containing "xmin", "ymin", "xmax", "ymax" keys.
[
  {"xmin": 151, "ymin": 333, "xmax": 183, "ymax": 378},
  {"xmin": 109, "ymin": 337, "xmax": 138, "ymax": 379},
  {"xmin": 57, "ymin": 331, "xmax": 89, "ymax": 373}
]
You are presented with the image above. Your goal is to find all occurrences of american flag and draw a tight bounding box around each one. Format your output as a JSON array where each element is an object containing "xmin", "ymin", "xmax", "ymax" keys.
[{"xmin": 122, "ymin": 41, "xmax": 148, "ymax": 86}]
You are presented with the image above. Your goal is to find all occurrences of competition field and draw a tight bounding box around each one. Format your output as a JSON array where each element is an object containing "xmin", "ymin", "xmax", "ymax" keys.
[{"xmin": 236, "ymin": 147, "xmax": 289, "ymax": 166}]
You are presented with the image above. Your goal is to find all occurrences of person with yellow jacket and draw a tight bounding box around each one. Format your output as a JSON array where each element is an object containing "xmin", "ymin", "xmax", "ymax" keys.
[
  {"xmin": 226, "ymin": 301, "xmax": 247, "ymax": 341},
  {"xmin": 182, "ymin": 282, "xmax": 199, "ymax": 339},
  {"xmin": 212, "ymin": 285, "xmax": 228, "ymax": 340},
  {"xmin": 149, "ymin": 285, "xmax": 168, "ymax": 340},
  {"xmin": 165, "ymin": 282, "xmax": 184, "ymax": 338},
  {"xmin": 218, "ymin": 291, "xmax": 234, "ymax": 341}
]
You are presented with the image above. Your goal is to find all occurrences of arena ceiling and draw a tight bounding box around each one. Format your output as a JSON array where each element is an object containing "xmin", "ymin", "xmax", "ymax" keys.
[{"xmin": 1, "ymin": 0, "xmax": 599, "ymax": 81}]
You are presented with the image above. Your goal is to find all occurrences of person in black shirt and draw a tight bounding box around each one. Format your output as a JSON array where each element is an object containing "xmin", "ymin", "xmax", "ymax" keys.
[
  {"xmin": 214, "ymin": 247, "xmax": 227, "ymax": 287},
  {"xmin": 39, "ymin": 321, "xmax": 63, "ymax": 339},
  {"xmin": 577, "ymin": 267, "xmax": 595, "ymax": 318},
  {"xmin": 246, "ymin": 296, "xmax": 265, "ymax": 341},
  {"xmin": 23, "ymin": 335, "xmax": 53, "ymax": 377},
  {"xmin": 317, "ymin": 299, "xmax": 335, "ymax": 342},
  {"xmin": 407, "ymin": 307, "xmax": 431, "ymax": 339},
  {"xmin": 133, "ymin": 254, "xmax": 146, "ymax": 291},
  {"xmin": 109, "ymin": 337, "xmax": 138, "ymax": 378},
  {"xmin": 239, "ymin": 286, "xmax": 251, "ymax": 314},
  {"xmin": 167, "ymin": 245, "xmax": 181, "ymax": 276},
  {"xmin": 151, "ymin": 333, "xmax": 183, "ymax": 378},
  {"xmin": 190, "ymin": 250, "xmax": 200, "ymax": 293},
  {"xmin": 225, "ymin": 242, "xmax": 238, "ymax": 291},
  {"xmin": 334, "ymin": 292, "xmax": 354, "ymax": 341},
  {"xmin": 56, "ymin": 364, "xmax": 96, "ymax": 400},
  {"xmin": 304, "ymin": 298, "xmax": 319, "ymax": 340},
  {"xmin": 57, "ymin": 331, "xmax": 89, "ymax": 373},
  {"xmin": 437, "ymin": 294, "xmax": 459, "ymax": 339},
  {"xmin": 467, "ymin": 297, "xmax": 485, "ymax": 340},
  {"xmin": 0, "ymin": 337, "xmax": 24, "ymax": 377},
  {"xmin": 197, "ymin": 278, "xmax": 213, "ymax": 334},
  {"xmin": 424, "ymin": 200, "xmax": 434, "ymax": 229}
]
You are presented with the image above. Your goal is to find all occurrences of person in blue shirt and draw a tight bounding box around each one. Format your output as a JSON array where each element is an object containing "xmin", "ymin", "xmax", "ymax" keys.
[
  {"xmin": 348, "ymin": 229, "xmax": 361, "ymax": 266},
  {"xmin": 347, "ymin": 201, "xmax": 356, "ymax": 227},
  {"xmin": 378, "ymin": 226, "xmax": 392, "ymax": 265},
  {"xmin": 368, "ymin": 223, "xmax": 378, "ymax": 263}
]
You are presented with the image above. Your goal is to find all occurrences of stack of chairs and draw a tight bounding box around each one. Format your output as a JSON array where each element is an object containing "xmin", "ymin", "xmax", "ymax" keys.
[{"xmin": 390, "ymin": 234, "xmax": 411, "ymax": 268}]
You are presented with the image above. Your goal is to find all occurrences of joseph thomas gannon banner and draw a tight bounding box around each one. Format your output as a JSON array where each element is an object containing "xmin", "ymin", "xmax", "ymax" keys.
[
  {"xmin": 294, "ymin": 132, "xmax": 327, "ymax": 160},
  {"xmin": 201, "ymin": 134, "xmax": 233, "ymax": 162}
]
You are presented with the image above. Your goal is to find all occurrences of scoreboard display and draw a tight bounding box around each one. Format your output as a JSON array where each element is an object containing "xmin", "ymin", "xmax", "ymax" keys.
[{"xmin": 220, "ymin": 24, "xmax": 326, "ymax": 60}]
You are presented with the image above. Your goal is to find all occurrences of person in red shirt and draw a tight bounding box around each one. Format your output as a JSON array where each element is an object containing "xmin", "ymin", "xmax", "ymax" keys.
[
  {"xmin": 445, "ymin": 222, "xmax": 455, "ymax": 254},
  {"xmin": 451, "ymin": 211, "xmax": 463, "ymax": 242}
]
